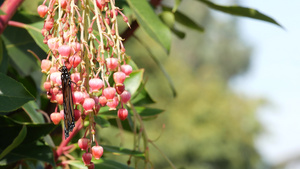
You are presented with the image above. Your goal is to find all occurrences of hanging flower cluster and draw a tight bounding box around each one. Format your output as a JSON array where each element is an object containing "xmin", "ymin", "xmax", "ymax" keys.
[{"xmin": 38, "ymin": 0, "xmax": 132, "ymax": 167}]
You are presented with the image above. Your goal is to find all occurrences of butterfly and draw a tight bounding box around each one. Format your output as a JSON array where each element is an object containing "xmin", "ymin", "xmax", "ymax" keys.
[{"xmin": 59, "ymin": 65, "xmax": 75, "ymax": 139}]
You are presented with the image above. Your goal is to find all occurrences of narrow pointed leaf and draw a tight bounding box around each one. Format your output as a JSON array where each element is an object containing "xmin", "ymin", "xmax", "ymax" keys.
[
  {"xmin": 198, "ymin": 0, "xmax": 282, "ymax": 28},
  {"xmin": 171, "ymin": 28, "xmax": 185, "ymax": 39},
  {"xmin": 163, "ymin": 6, "xmax": 204, "ymax": 32},
  {"xmin": 0, "ymin": 37, "xmax": 9, "ymax": 74},
  {"xmin": 129, "ymin": 107, "xmax": 164, "ymax": 118}
]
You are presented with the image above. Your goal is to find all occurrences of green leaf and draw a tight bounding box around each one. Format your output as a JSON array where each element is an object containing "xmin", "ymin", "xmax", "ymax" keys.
[
  {"xmin": 2, "ymin": 26, "xmax": 44, "ymax": 76},
  {"xmin": 0, "ymin": 116, "xmax": 56, "ymax": 166},
  {"xmin": 102, "ymin": 145, "xmax": 145, "ymax": 159},
  {"xmin": 107, "ymin": 116, "xmax": 134, "ymax": 132},
  {"xmin": 102, "ymin": 107, "xmax": 161, "ymax": 121},
  {"xmin": 22, "ymin": 101, "xmax": 44, "ymax": 123},
  {"xmin": 131, "ymin": 85, "xmax": 155, "ymax": 105},
  {"xmin": 94, "ymin": 115, "xmax": 111, "ymax": 128},
  {"xmin": 0, "ymin": 116, "xmax": 56, "ymax": 147},
  {"xmin": 25, "ymin": 22, "xmax": 50, "ymax": 52},
  {"xmin": 172, "ymin": 0, "xmax": 182, "ymax": 12},
  {"xmin": 126, "ymin": 58, "xmax": 139, "ymax": 71},
  {"xmin": 67, "ymin": 160, "xmax": 86, "ymax": 169},
  {"xmin": 0, "ymin": 73, "xmax": 34, "ymax": 112},
  {"xmin": 0, "ymin": 141, "xmax": 55, "ymax": 166},
  {"xmin": 163, "ymin": 6, "xmax": 204, "ymax": 32},
  {"xmin": 134, "ymin": 36, "xmax": 177, "ymax": 97},
  {"xmin": 171, "ymin": 28, "xmax": 185, "ymax": 39},
  {"xmin": 129, "ymin": 107, "xmax": 164, "ymax": 118},
  {"xmin": 126, "ymin": 0, "xmax": 172, "ymax": 51},
  {"xmin": 99, "ymin": 108, "xmax": 134, "ymax": 132},
  {"xmin": 198, "ymin": 0, "xmax": 282, "ymax": 28},
  {"xmin": 0, "ymin": 10, "xmax": 5, "ymax": 15},
  {"xmin": 123, "ymin": 69, "xmax": 144, "ymax": 96},
  {"xmin": 23, "ymin": 101, "xmax": 56, "ymax": 148},
  {"xmin": 0, "ymin": 37, "xmax": 9, "ymax": 74},
  {"xmin": 0, "ymin": 125, "xmax": 27, "ymax": 160},
  {"xmin": 115, "ymin": 0, "xmax": 129, "ymax": 8}
]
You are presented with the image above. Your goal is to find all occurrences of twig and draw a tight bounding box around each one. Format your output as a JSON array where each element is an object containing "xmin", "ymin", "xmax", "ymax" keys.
[{"xmin": 55, "ymin": 120, "xmax": 83, "ymax": 161}]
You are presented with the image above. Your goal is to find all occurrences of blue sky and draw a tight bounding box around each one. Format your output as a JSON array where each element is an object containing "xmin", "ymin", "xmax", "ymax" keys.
[{"xmin": 229, "ymin": 0, "xmax": 300, "ymax": 166}]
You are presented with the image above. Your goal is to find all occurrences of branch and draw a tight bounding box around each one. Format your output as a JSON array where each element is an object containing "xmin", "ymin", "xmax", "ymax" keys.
[
  {"xmin": 121, "ymin": 20, "xmax": 138, "ymax": 43},
  {"xmin": 150, "ymin": 0, "xmax": 163, "ymax": 7},
  {"xmin": 55, "ymin": 120, "xmax": 83, "ymax": 161},
  {"xmin": 0, "ymin": 0, "xmax": 24, "ymax": 34}
]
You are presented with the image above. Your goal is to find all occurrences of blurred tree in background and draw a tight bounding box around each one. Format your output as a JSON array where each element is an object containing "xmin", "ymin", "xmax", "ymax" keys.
[
  {"xmin": 125, "ymin": 1, "xmax": 264, "ymax": 168},
  {"xmin": 0, "ymin": 0, "xmax": 281, "ymax": 168}
]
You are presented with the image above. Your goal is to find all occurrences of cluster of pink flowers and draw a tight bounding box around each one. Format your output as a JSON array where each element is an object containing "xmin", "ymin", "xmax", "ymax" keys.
[{"xmin": 38, "ymin": 0, "xmax": 132, "ymax": 167}]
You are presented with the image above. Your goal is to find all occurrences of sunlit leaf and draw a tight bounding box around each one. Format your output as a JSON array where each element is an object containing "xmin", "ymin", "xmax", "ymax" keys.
[
  {"xmin": 22, "ymin": 101, "xmax": 44, "ymax": 123},
  {"xmin": 26, "ymin": 21, "xmax": 48, "ymax": 52},
  {"xmin": 0, "ymin": 73, "xmax": 34, "ymax": 112},
  {"xmin": 123, "ymin": 69, "xmax": 144, "ymax": 96},
  {"xmin": 126, "ymin": 0, "xmax": 172, "ymax": 51},
  {"xmin": 198, "ymin": 0, "xmax": 282, "ymax": 28}
]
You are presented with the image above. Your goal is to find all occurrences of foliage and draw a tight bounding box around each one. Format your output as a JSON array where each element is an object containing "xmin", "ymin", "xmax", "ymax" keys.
[{"xmin": 0, "ymin": 0, "xmax": 280, "ymax": 168}]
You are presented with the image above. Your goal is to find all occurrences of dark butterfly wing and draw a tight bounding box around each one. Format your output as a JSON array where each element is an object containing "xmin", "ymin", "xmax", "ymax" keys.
[{"xmin": 61, "ymin": 66, "xmax": 75, "ymax": 139}]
